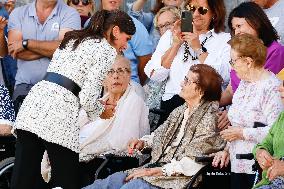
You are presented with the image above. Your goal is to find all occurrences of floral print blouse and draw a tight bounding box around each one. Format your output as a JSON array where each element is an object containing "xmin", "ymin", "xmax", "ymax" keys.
[{"xmin": 228, "ymin": 73, "xmax": 284, "ymax": 174}]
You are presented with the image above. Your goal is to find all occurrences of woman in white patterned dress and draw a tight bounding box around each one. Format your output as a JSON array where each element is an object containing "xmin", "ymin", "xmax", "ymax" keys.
[
  {"xmin": 10, "ymin": 10, "xmax": 136, "ymax": 189},
  {"xmin": 212, "ymin": 34, "xmax": 284, "ymax": 189}
]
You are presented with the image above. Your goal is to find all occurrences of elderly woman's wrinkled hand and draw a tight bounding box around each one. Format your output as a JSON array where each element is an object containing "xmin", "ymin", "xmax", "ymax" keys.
[
  {"xmin": 267, "ymin": 159, "xmax": 284, "ymax": 181},
  {"xmin": 217, "ymin": 110, "xmax": 230, "ymax": 130},
  {"xmin": 127, "ymin": 138, "xmax": 144, "ymax": 155},
  {"xmin": 0, "ymin": 16, "xmax": 8, "ymax": 30},
  {"xmin": 125, "ymin": 168, "xmax": 163, "ymax": 182},
  {"xmin": 212, "ymin": 150, "xmax": 230, "ymax": 169},
  {"xmin": 256, "ymin": 149, "xmax": 273, "ymax": 170},
  {"xmin": 220, "ymin": 126, "xmax": 244, "ymax": 142}
]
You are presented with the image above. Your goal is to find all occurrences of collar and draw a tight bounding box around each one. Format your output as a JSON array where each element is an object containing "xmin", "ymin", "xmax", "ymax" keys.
[{"xmin": 28, "ymin": 0, "xmax": 61, "ymax": 18}]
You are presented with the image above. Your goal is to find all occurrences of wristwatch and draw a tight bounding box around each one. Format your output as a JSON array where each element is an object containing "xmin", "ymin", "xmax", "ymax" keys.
[
  {"xmin": 22, "ymin": 39, "xmax": 29, "ymax": 50},
  {"xmin": 195, "ymin": 46, "xmax": 207, "ymax": 57}
]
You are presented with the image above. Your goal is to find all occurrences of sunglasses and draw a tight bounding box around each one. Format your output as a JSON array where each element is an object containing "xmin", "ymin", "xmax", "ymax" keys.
[
  {"xmin": 186, "ymin": 4, "xmax": 209, "ymax": 15},
  {"xmin": 71, "ymin": 0, "xmax": 90, "ymax": 6}
]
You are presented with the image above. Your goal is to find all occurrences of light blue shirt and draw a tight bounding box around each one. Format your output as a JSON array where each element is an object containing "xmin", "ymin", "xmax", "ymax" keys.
[
  {"xmin": 8, "ymin": 0, "xmax": 81, "ymax": 86},
  {"xmin": 123, "ymin": 16, "xmax": 153, "ymax": 83}
]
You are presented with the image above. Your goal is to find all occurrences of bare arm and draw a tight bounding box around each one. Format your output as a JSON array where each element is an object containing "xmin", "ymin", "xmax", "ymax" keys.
[
  {"xmin": 137, "ymin": 54, "xmax": 151, "ymax": 85},
  {"xmin": 219, "ymin": 84, "xmax": 233, "ymax": 107},
  {"xmin": 132, "ymin": 0, "xmax": 148, "ymax": 11},
  {"xmin": 0, "ymin": 17, "xmax": 8, "ymax": 57},
  {"xmin": 161, "ymin": 42, "xmax": 182, "ymax": 69},
  {"xmin": 8, "ymin": 28, "xmax": 71, "ymax": 60}
]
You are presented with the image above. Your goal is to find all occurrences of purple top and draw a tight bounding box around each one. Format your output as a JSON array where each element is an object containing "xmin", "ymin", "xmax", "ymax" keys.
[{"xmin": 231, "ymin": 41, "xmax": 284, "ymax": 92}]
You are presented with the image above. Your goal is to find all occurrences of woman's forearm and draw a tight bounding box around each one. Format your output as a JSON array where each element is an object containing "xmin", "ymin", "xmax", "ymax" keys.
[{"xmin": 161, "ymin": 43, "xmax": 181, "ymax": 69}]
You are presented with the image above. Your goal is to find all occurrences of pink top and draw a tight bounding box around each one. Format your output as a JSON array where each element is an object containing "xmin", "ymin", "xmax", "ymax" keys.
[{"xmin": 231, "ymin": 41, "xmax": 284, "ymax": 92}]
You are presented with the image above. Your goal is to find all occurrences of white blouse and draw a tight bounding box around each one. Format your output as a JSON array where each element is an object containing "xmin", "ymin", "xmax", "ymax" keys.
[
  {"xmin": 228, "ymin": 73, "xmax": 284, "ymax": 174},
  {"xmin": 144, "ymin": 29, "xmax": 231, "ymax": 101},
  {"xmin": 15, "ymin": 38, "xmax": 117, "ymax": 152}
]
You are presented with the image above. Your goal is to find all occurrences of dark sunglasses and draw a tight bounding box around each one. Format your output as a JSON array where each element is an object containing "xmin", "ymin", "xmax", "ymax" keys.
[
  {"xmin": 71, "ymin": 0, "xmax": 90, "ymax": 6},
  {"xmin": 186, "ymin": 4, "xmax": 209, "ymax": 15}
]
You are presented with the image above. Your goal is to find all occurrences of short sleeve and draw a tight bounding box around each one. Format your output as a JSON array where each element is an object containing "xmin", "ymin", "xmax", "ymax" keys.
[
  {"xmin": 7, "ymin": 7, "xmax": 21, "ymax": 32},
  {"xmin": 0, "ymin": 85, "xmax": 15, "ymax": 126},
  {"xmin": 60, "ymin": 6, "xmax": 81, "ymax": 30},
  {"xmin": 128, "ymin": 16, "xmax": 153, "ymax": 56}
]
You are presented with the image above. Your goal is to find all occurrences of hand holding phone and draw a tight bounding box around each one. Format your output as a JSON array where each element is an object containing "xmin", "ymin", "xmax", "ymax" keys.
[{"xmin": 181, "ymin": 10, "xmax": 193, "ymax": 32}]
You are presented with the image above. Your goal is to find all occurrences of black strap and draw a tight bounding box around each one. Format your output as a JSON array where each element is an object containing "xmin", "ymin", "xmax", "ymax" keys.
[{"xmin": 43, "ymin": 72, "xmax": 81, "ymax": 97}]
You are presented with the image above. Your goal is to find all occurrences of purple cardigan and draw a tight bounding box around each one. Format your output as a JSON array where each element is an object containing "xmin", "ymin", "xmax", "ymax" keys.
[{"xmin": 231, "ymin": 41, "xmax": 284, "ymax": 92}]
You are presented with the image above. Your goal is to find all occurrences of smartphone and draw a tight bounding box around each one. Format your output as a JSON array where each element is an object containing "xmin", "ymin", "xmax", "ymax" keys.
[{"xmin": 181, "ymin": 10, "xmax": 193, "ymax": 32}]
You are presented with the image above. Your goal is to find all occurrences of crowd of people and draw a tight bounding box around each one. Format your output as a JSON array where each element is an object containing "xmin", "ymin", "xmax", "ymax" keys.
[{"xmin": 0, "ymin": 0, "xmax": 283, "ymax": 189}]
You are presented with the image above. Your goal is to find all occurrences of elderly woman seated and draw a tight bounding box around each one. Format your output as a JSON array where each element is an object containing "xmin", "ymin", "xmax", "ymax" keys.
[
  {"xmin": 252, "ymin": 84, "xmax": 284, "ymax": 189},
  {"xmin": 83, "ymin": 64, "xmax": 225, "ymax": 189},
  {"xmin": 42, "ymin": 56, "xmax": 149, "ymax": 186}
]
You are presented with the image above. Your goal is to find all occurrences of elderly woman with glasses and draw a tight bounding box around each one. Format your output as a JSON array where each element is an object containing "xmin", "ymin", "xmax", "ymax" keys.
[
  {"xmin": 212, "ymin": 34, "xmax": 284, "ymax": 189},
  {"xmin": 83, "ymin": 64, "xmax": 225, "ymax": 189},
  {"xmin": 67, "ymin": 0, "xmax": 95, "ymax": 27},
  {"xmin": 144, "ymin": 0, "xmax": 231, "ymax": 126},
  {"xmin": 41, "ymin": 56, "xmax": 150, "ymax": 187}
]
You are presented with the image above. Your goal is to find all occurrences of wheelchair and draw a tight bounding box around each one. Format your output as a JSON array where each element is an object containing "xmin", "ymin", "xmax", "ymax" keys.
[{"xmin": 0, "ymin": 135, "xmax": 16, "ymax": 189}]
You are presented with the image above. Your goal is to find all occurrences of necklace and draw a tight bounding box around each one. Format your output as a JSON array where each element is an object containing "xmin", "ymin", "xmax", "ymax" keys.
[{"xmin": 183, "ymin": 33, "xmax": 213, "ymax": 62}]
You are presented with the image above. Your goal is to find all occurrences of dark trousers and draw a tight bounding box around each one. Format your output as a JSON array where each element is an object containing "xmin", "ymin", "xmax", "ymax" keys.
[
  {"xmin": 11, "ymin": 129, "xmax": 79, "ymax": 189},
  {"xmin": 231, "ymin": 172, "xmax": 255, "ymax": 189},
  {"xmin": 157, "ymin": 95, "xmax": 185, "ymax": 126}
]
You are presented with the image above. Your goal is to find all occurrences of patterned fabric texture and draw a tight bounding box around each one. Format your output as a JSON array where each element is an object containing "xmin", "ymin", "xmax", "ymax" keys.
[
  {"xmin": 14, "ymin": 38, "xmax": 117, "ymax": 152},
  {"xmin": 127, "ymin": 101, "xmax": 225, "ymax": 189},
  {"xmin": 0, "ymin": 84, "xmax": 15, "ymax": 126}
]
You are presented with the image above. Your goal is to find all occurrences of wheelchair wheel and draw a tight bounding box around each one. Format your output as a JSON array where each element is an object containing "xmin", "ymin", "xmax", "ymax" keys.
[{"xmin": 0, "ymin": 157, "xmax": 15, "ymax": 189}]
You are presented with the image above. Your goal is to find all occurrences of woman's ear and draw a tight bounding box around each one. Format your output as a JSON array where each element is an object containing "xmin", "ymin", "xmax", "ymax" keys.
[
  {"xmin": 245, "ymin": 57, "xmax": 254, "ymax": 68},
  {"xmin": 112, "ymin": 26, "xmax": 120, "ymax": 39}
]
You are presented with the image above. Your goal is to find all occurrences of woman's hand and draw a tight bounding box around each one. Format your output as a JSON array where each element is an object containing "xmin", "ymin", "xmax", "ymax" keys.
[
  {"xmin": 127, "ymin": 138, "xmax": 145, "ymax": 155},
  {"xmin": 217, "ymin": 110, "xmax": 230, "ymax": 130},
  {"xmin": 99, "ymin": 100, "xmax": 116, "ymax": 119},
  {"xmin": 171, "ymin": 20, "xmax": 183, "ymax": 46},
  {"xmin": 212, "ymin": 150, "xmax": 230, "ymax": 168},
  {"xmin": 256, "ymin": 149, "xmax": 273, "ymax": 170},
  {"xmin": 267, "ymin": 159, "xmax": 284, "ymax": 181},
  {"xmin": 125, "ymin": 168, "xmax": 163, "ymax": 182},
  {"xmin": 181, "ymin": 31, "xmax": 201, "ymax": 51},
  {"xmin": 220, "ymin": 126, "xmax": 244, "ymax": 142}
]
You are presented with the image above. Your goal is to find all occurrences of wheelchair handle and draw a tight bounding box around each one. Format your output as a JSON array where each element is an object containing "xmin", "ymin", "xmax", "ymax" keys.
[
  {"xmin": 236, "ymin": 153, "xmax": 254, "ymax": 160},
  {"xmin": 195, "ymin": 156, "xmax": 214, "ymax": 162}
]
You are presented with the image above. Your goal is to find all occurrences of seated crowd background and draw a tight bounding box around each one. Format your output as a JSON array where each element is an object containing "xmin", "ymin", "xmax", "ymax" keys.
[{"xmin": 0, "ymin": 0, "xmax": 283, "ymax": 189}]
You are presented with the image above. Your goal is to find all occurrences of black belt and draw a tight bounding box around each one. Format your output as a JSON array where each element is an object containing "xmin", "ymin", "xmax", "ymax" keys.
[{"xmin": 43, "ymin": 72, "xmax": 81, "ymax": 97}]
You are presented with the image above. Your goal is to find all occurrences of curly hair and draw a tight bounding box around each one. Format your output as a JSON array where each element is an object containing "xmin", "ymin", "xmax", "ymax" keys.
[{"xmin": 59, "ymin": 10, "xmax": 136, "ymax": 50}]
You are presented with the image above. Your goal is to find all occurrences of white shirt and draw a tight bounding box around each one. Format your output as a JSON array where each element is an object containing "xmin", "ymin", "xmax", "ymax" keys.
[{"xmin": 144, "ymin": 30, "xmax": 231, "ymax": 101}]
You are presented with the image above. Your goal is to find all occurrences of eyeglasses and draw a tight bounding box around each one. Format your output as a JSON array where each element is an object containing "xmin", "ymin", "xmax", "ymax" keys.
[
  {"xmin": 229, "ymin": 56, "xmax": 245, "ymax": 67},
  {"xmin": 107, "ymin": 68, "xmax": 130, "ymax": 76},
  {"xmin": 157, "ymin": 21, "xmax": 175, "ymax": 32},
  {"xmin": 184, "ymin": 76, "xmax": 198, "ymax": 85},
  {"xmin": 71, "ymin": 0, "xmax": 90, "ymax": 6},
  {"xmin": 186, "ymin": 4, "xmax": 209, "ymax": 15}
]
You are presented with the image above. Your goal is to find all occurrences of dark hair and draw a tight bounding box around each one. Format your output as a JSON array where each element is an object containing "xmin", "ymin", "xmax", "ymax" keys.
[
  {"xmin": 59, "ymin": 10, "xmax": 136, "ymax": 50},
  {"xmin": 228, "ymin": 2, "xmax": 279, "ymax": 47},
  {"xmin": 229, "ymin": 33, "xmax": 267, "ymax": 68},
  {"xmin": 184, "ymin": 0, "xmax": 226, "ymax": 33},
  {"xmin": 190, "ymin": 64, "xmax": 223, "ymax": 102}
]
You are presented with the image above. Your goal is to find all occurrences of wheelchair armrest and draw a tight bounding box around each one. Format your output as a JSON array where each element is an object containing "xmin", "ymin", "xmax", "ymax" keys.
[
  {"xmin": 149, "ymin": 108, "xmax": 166, "ymax": 115},
  {"xmin": 253, "ymin": 122, "xmax": 266, "ymax": 128},
  {"xmin": 195, "ymin": 156, "xmax": 214, "ymax": 163},
  {"xmin": 236, "ymin": 153, "xmax": 254, "ymax": 160}
]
